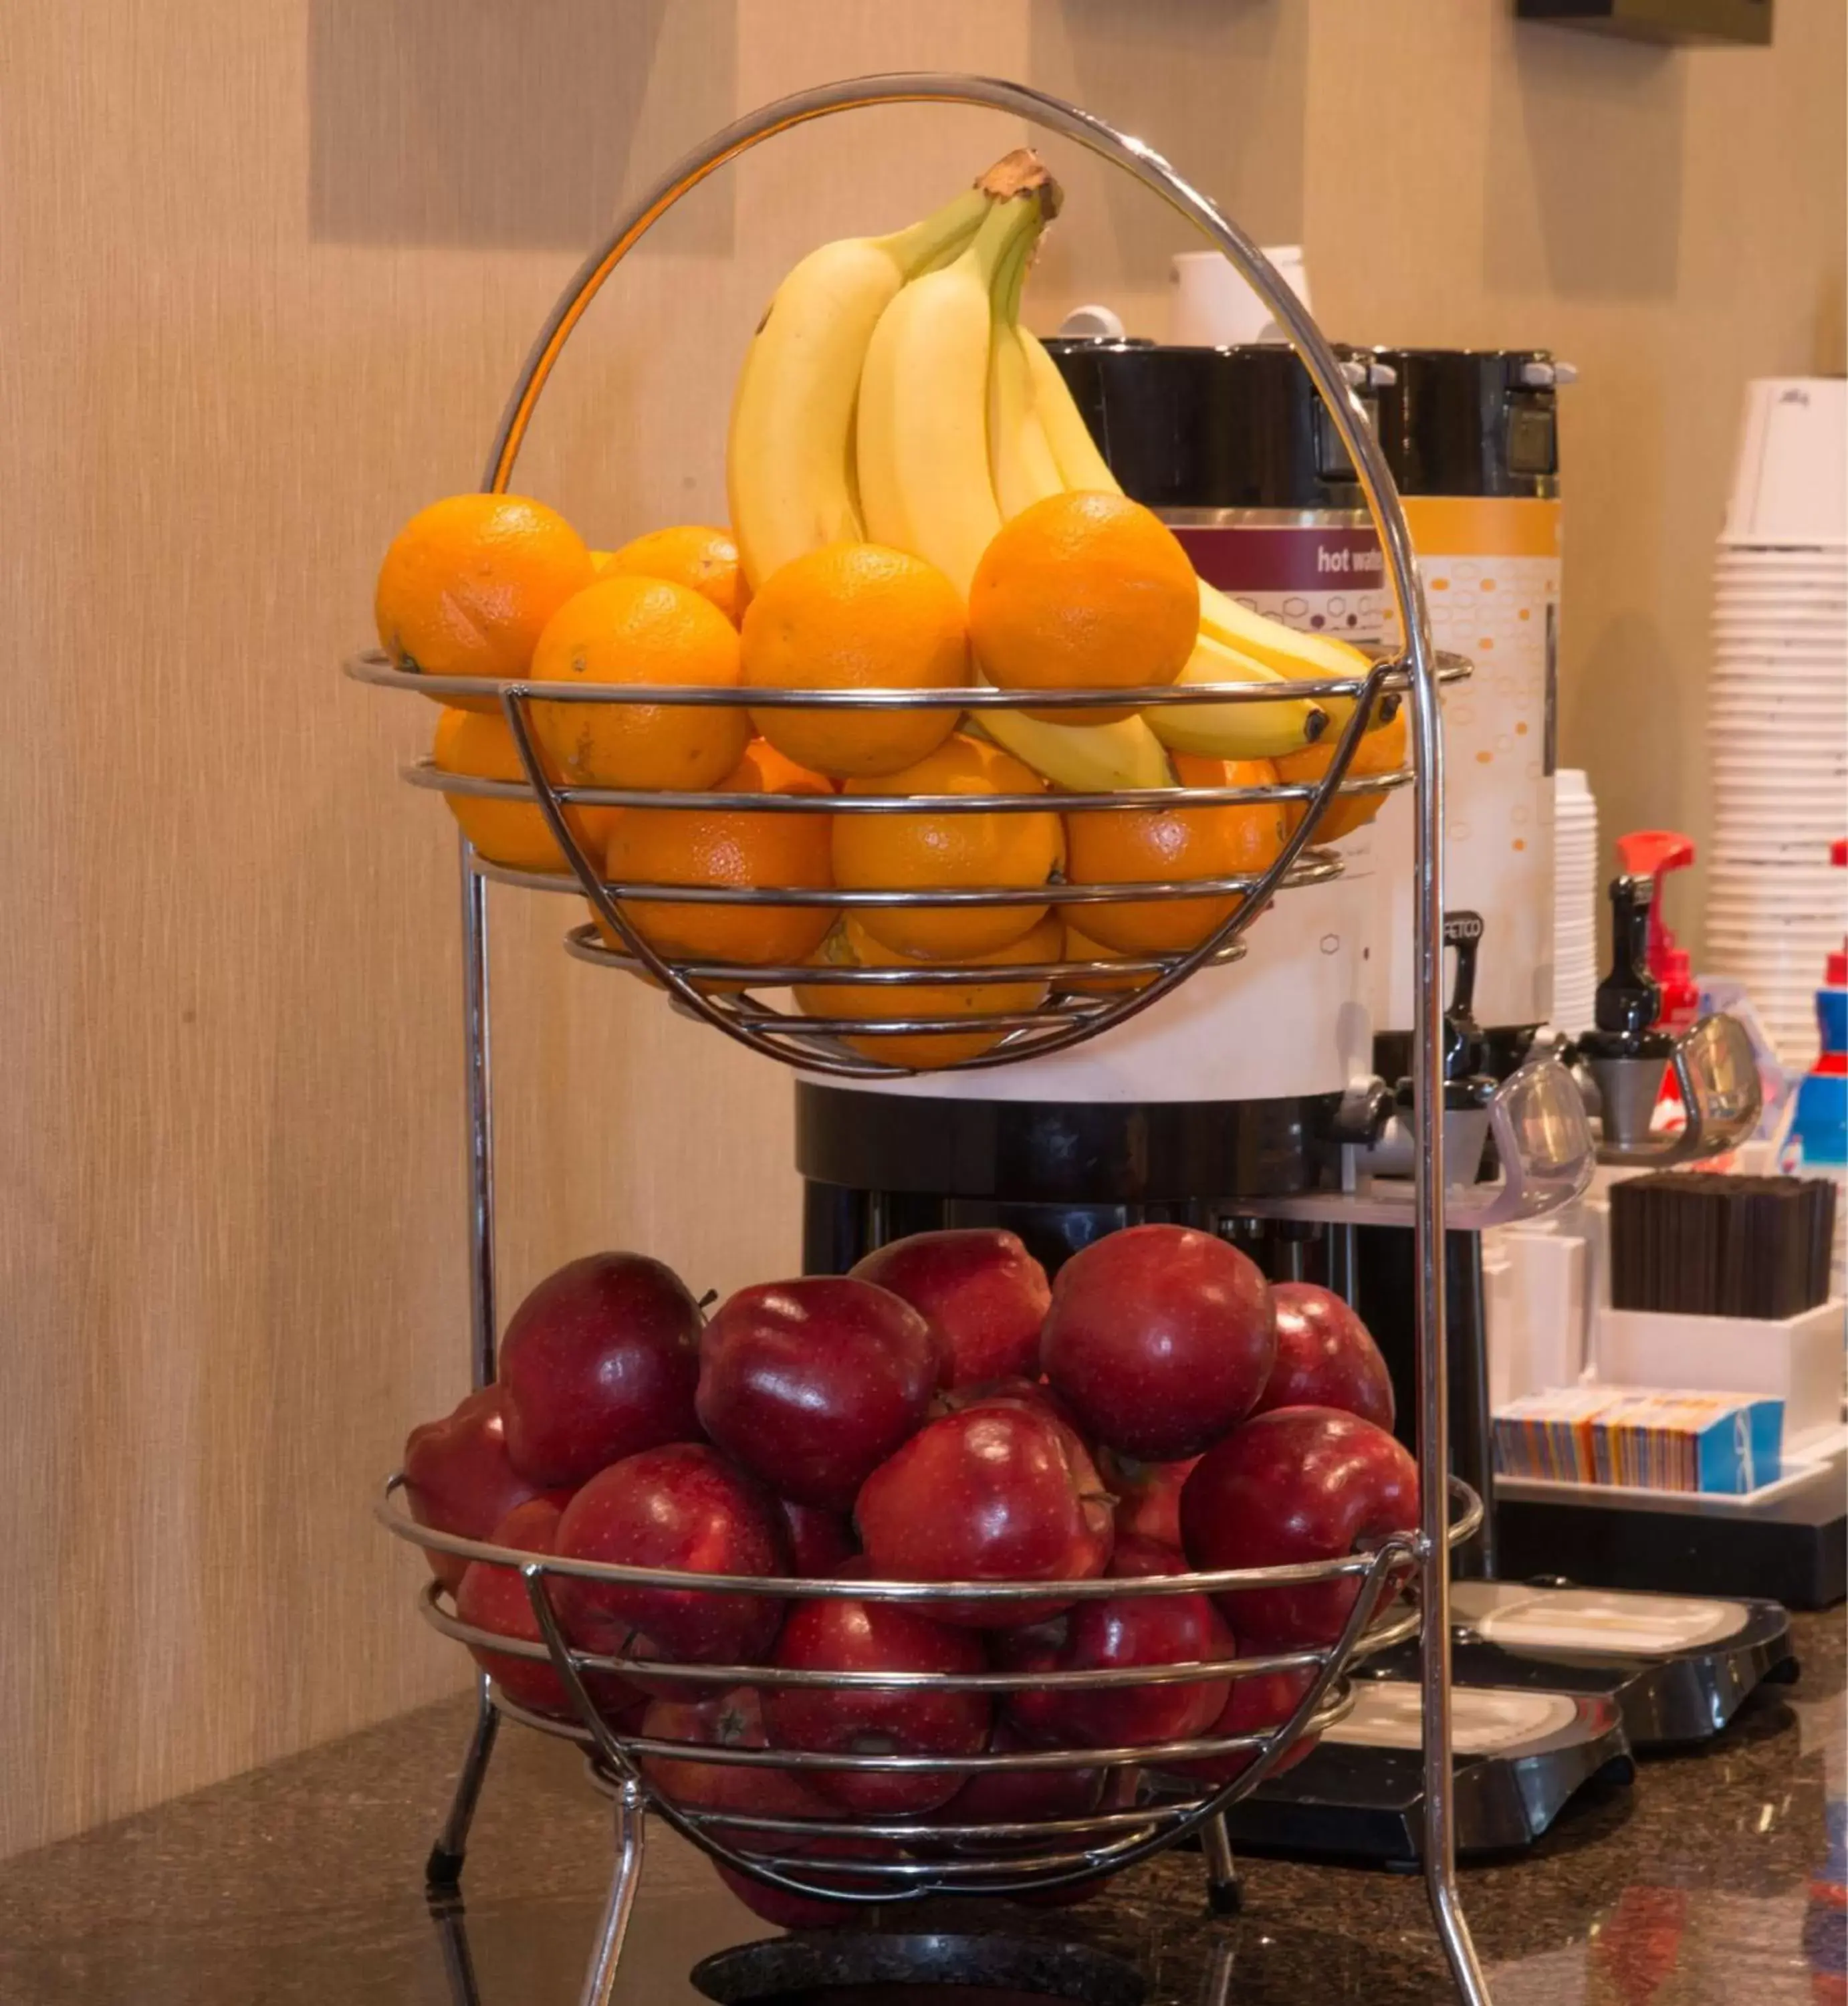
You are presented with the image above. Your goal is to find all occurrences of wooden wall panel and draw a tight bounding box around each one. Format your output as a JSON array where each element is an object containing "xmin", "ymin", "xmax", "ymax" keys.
[
  {"xmin": 1300, "ymin": 0, "xmax": 1847, "ymax": 954},
  {"xmin": 2, "ymin": 0, "xmax": 1841, "ymax": 1859}
]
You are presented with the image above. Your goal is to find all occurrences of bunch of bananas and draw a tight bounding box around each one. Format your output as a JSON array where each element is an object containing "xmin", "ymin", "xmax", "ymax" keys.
[{"xmin": 728, "ymin": 151, "xmax": 1377, "ymax": 794}]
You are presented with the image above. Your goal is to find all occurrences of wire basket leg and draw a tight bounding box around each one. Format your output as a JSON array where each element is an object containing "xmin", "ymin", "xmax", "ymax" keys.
[
  {"xmin": 578, "ymin": 1781, "xmax": 648, "ymax": 2006},
  {"xmin": 1200, "ymin": 1810, "xmax": 1242, "ymax": 1916},
  {"xmin": 426, "ymin": 1675, "xmax": 502, "ymax": 1889},
  {"xmin": 460, "ymin": 841, "xmax": 497, "ymax": 1389},
  {"xmin": 429, "ymin": 1884, "xmax": 484, "ymax": 2006}
]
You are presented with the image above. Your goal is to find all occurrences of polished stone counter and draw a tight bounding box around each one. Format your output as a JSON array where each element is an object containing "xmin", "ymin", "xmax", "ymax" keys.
[{"xmin": 1, "ymin": 1611, "xmax": 1840, "ymax": 2005}]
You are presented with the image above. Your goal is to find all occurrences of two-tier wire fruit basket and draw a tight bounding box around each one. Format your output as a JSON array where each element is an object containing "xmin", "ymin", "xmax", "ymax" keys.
[{"xmin": 357, "ymin": 73, "xmax": 1495, "ymax": 2006}]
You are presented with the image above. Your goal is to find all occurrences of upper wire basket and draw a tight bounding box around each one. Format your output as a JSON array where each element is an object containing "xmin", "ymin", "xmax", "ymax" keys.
[{"xmin": 346, "ymin": 81, "xmax": 1458, "ymax": 1084}]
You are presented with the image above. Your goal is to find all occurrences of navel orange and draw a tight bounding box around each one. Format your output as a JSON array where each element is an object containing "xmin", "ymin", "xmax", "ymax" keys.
[
  {"xmin": 376, "ymin": 494, "xmax": 596, "ymax": 709},
  {"xmin": 739, "ymin": 543, "xmax": 967, "ymax": 778},
  {"xmin": 597, "ymin": 739, "xmax": 834, "ymax": 968},
  {"xmin": 832, "ymin": 732, "xmax": 1064, "ymax": 960},
  {"xmin": 600, "ymin": 524, "xmax": 751, "ymax": 628},
  {"xmin": 793, "ymin": 913, "xmax": 1063, "ymax": 1070},
  {"xmin": 529, "ymin": 575, "xmax": 749, "ymax": 790},
  {"xmin": 969, "ymin": 492, "xmax": 1199, "ymax": 723},
  {"xmin": 1062, "ymin": 754, "xmax": 1286, "ymax": 954},
  {"xmin": 1275, "ymin": 703, "xmax": 1408, "ymax": 845},
  {"xmin": 1060, "ymin": 920, "xmax": 1159, "ymax": 996},
  {"xmin": 431, "ymin": 706, "xmax": 614, "ymax": 873}
]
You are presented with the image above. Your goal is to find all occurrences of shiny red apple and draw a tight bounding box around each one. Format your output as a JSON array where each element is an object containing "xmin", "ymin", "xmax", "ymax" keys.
[
  {"xmin": 1179, "ymin": 1406, "xmax": 1419, "ymax": 1648},
  {"xmin": 929, "ymin": 1717, "xmax": 1116, "ymax": 1836},
  {"xmin": 715, "ymin": 1837, "xmax": 911, "ymax": 1929},
  {"xmin": 637, "ymin": 1685, "xmax": 833, "ymax": 1848},
  {"xmin": 1251, "ymin": 1282, "xmax": 1395, "ymax": 1431},
  {"xmin": 498, "ymin": 1252, "xmax": 703, "ymax": 1487},
  {"xmin": 1171, "ymin": 1665, "xmax": 1321, "ymax": 1788},
  {"xmin": 939, "ymin": 1375, "xmax": 1082, "ymax": 1436},
  {"xmin": 402, "ymin": 1385, "xmax": 555, "ymax": 1592},
  {"xmin": 452, "ymin": 1496, "xmax": 645, "ymax": 1725},
  {"xmin": 1039, "ymin": 1225, "xmax": 1276, "ymax": 1460},
  {"xmin": 997, "ymin": 1536, "xmax": 1233, "ymax": 1751},
  {"xmin": 553, "ymin": 1444, "xmax": 788, "ymax": 1682},
  {"xmin": 849, "ymin": 1228, "xmax": 1051, "ymax": 1387},
  {"xmin": 697, "ymin": 1278, "xmax": 942, "ymax": 1511},
  {"xmin": 1099, "ymin": 1450, "xmax": 1201, "ymax": 1551},
  {"xmin": 780, "ymin": 1500, "xmax": 858, "ymax": 1579},
  {"xmin": 854, "ymin": 1405, "xmax": 1114, "ymax": 1628},
  {"xmin": 764, "ymin": 1595, "xmax": 990, "ymax": 1815}
]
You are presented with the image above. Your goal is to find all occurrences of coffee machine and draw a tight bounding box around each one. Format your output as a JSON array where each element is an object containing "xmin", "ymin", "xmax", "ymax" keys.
[
  {"xmin": 798, "ymin": 338, "xmax": 1397, "ymax": 1283},
  {"xmin": 795, "ymin": 335, "xmax": 1795, "ymax": 1865}
]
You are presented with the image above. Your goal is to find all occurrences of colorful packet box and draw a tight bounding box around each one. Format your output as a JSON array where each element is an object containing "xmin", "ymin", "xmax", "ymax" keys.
[{"xmin": 1492, "ymin": 1386, "xmax": 1784, "ymax": 1495}]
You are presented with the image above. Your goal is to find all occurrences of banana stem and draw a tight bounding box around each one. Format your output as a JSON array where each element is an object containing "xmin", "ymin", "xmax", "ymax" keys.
[
  {"xmin": 964, "ymin": 187, "xmax": 1051, "ymax": 296},
  {"xmin": 990, "ymin": 219, "xmax": 1034, "ymax": 331},
  {"xmin": 877, "ymin": 185, "xmax": 994, "ymax": 280}
]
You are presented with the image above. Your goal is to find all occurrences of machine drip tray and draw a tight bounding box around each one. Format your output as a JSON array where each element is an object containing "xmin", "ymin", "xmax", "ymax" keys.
[
  {"xmin": 692, "ymin": 1934, "xmax": 1147, "ymax": 2006},
  {"xmin": 1449, "ymin": 1582, "xmax": 1798, "ymax": 1745},
  {"xmin": 1219, "ymin": 1662, "xmax": 1633, "ymax": 1866},
  {"xmin": 1219, "ymin": 1585, "xmax": 1796, "ymax": 1866}
]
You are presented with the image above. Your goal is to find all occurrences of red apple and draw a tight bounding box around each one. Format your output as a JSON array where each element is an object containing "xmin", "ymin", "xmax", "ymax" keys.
[
  {"xmin": 1171, "ymin": 1666, "xmax": 1321, "ymax": 1789},
  {"xmin": 637, "ymin": 1685, "xmax": 833, "ymax": 1848},
  {"xmin": 1039, "ymin": 1225, "xmax": 1275, "ymax": 1460},
  {"xmin": 1099, "ymin": 1449, "xmax": 1201, "ymax": 1551},
  {"xmin": 780, "ymin": 1500, "xmax": 858, "ymax": 1579},
  {"xmin": 996, "ymin": 1536, "xmax": 1233, "ymax": 1751},
  {"xmin": 403, "ymin": 1385, "xmax": 555, "ymax": 1592},
  {"xmin": 764, "ymin": 1595, "xmax": 991, "ymax": 1815},
  {"xmin": 453, "ymin": 1497, "xmax": 645, "ymax": 1725},
  {"xmin": 715, "ymin": 1837, "xmax": 909, "ymax": 1928},
  {"xmin": 554, "ymin": 1444, "xmax": 788, "ymax": 1684},
  {"xmin": 697, "ymin": 1278, "xmax": 941, "ymax": 1511},
  {"xmin": 939, "ymin": 1375, "xmax": 1082, "ymax": 1436},
  {"xmin": 849, "ymin": 1228, "xmax": 1051, "ymax": 1387},
  {"xmin": 855, "ymin": 1405, "xmax": 1114, "ymax": 1628},
  {"xmin": 1252, "ymin": 1282, "xmax": 1395, "ymax": 1431},
  {"xmin": 499, "ymin": 1252, "xmax": 703, "ymax": 1488},
  {"xmin": 1180, "ymin": 1406, "xmax": 1419, "ymax": 1648},
  {"xmin": 929, "ymin": 1718, "xmax": 1115, "ymax": 1836}
]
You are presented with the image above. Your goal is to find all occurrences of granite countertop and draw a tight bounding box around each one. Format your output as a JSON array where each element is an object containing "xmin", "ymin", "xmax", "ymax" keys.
[{"xmin": 1, "ymin": 1610, "xmax": 1841, "ymax": 2005}]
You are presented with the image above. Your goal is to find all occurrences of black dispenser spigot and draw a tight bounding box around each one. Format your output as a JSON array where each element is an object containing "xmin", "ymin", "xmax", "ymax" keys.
[
  {"xmin": 1577, "ymin": 873, "xmax": 1676, "ymax": 1151},
  {"xmin": 1397, "ymin": 912, "xmax": 1498, "ymax": 1113},
  {"xmin": 1582, "ymin": 875, "xmax": 1673, "ymax": 1059}
]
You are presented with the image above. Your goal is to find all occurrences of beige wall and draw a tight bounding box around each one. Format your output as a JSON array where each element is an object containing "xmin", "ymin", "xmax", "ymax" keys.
[{"xmin": 3, "ymin": 1, "xmax": 1841, "ymax": 1857}]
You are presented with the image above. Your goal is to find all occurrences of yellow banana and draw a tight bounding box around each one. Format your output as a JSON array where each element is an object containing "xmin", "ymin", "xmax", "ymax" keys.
[
  {"xmin": 1023, "ymin": 327, "xmax": 1371, "ymax": 736},
  {"xmin": 987, "ymin": 233, "xmax": 1066, "ymax": 521},
  {"xmin": 1149, "ymin": 633, "xmax": 1334, "ymax": 760},
  {"xmin": 1016, "ymin": 327, "xmax": 1322, "ymax": 754},
  {"xmin": 857, "ymin": 167, "xmax": 1174, "ymax": 795},
  {"xmin": 726, "ymin": 184, "xmax": 991, "ymax": 591},
  {"xmin": 964, "ymin": 710, "xmax": 1176, "ymax": 791}
]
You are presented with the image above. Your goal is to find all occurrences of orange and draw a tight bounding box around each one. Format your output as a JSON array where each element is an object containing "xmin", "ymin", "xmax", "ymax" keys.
[
  {"xmin": 1060, "ymin": 920, "xmax": 1159, "ymax": 996},
  {"xmin": 600, "ymin": 524, "xmax": 752, "ymax": 628},
  {"xmin": 596, "ymin": 740, "xmax": 835, "ymax": 968},
  {"xmin": 793, "ymin": 914, "xmax": 1062, "ymax": 1070},
  {"xmin": 832, "ymin": 732, "xmax": 1064, "ymax": 961},
  {"xmin": 529, "ymin": 575, "xmax": 749, "ymax": 790},
  {"xmin": 1276, "ymin": 702, "xmax": 1408, "ymax": 845},
  {"xmin": 739, "ymin": 542, "xmax": 967, "ymax": 778},
  {"xmin": 1063, "ymin": 754, "xmax": 1286, "ymax": 954},
  {"xmin": 376, "ymin": 494, "xmax": 596, "ymax": 710},
  {"xmin": 431, "ymin": 706, "xmax": 614, "ymax": 873},
  {"xmin": 969, "ymin": 492, "xmax": 1199, "ymax": 724}
]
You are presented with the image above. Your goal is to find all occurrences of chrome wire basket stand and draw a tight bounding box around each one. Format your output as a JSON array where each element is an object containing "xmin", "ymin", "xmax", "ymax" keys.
[{"xmin": 357, "ymin": 72, "xmax": 1494, "ymax": 2006}]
